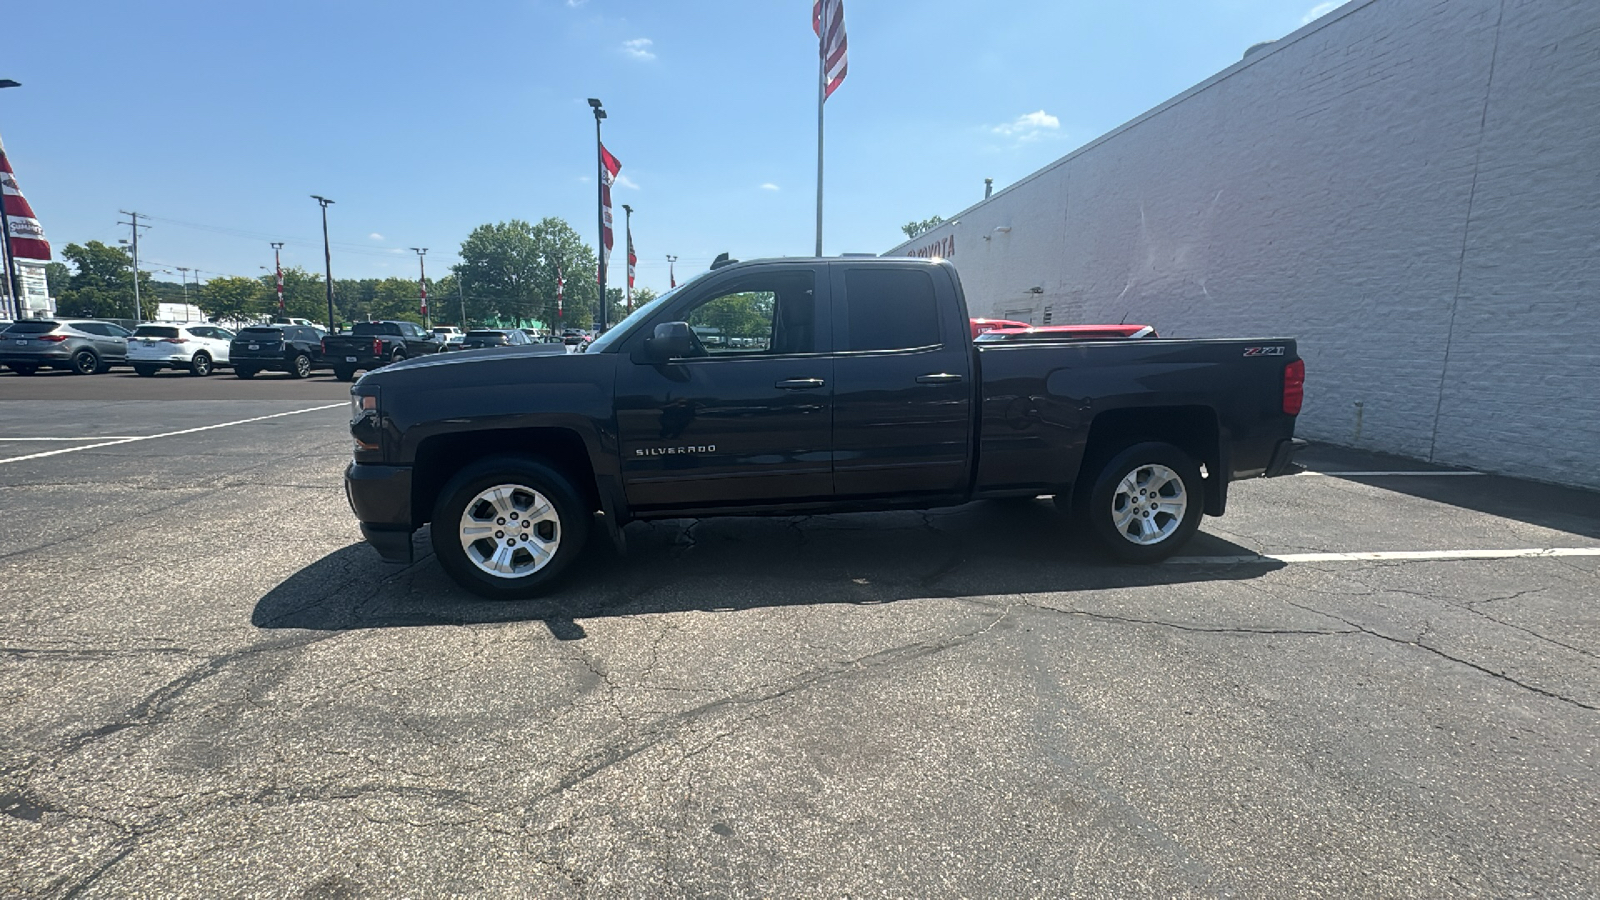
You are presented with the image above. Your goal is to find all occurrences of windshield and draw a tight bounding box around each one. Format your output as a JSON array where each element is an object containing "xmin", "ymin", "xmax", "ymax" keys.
[{"xmin": 585, "ymin": 273, "xmax": 709, "ymax": 354}]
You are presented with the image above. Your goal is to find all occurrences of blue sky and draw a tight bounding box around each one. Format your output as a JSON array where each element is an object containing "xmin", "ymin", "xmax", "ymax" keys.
[{"xmin": 4, "ymin": 0, "xmax": 1345, "ymax": 294}]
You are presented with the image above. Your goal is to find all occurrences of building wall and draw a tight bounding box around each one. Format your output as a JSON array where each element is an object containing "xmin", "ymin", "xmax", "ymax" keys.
[{"xmin": 885, "ymin": 0, "xmax": 1600, "ymax": 489}]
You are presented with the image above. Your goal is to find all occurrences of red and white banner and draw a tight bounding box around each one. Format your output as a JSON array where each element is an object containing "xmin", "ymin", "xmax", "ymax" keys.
[
  {"xmin": 813, "ymin": 0, "xmax": 849, "ymax": 100},
  {"xmin": 599, "ymin": 144, "xmax": 622, "ymax": 278},
  {"xmin": 626, "ymin": 230, "xmax": 636, "ymax": 291},
  {"xmin": 0, "ymin": 141, "xmax": 52, "ymax": 261},
  {"xmin": 556, "ymin": 263, "xmax": 565, "ymax": 320},
  {"xmin": 418, "ymin": 257, "xmax": 428, "ymax": 318}
]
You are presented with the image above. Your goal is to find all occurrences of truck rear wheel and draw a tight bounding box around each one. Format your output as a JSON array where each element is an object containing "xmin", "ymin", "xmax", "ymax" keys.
[
  {"xmin": 431, "ymin": 457, "xmax": 591, "ymax": 600},
  {"xmin": 333, "ymin": 367, "xmax": 356, "ymax": 382},
  {"xmin": 1078, "ymin": 441, "xmax": 1203, "ymax": 564}
]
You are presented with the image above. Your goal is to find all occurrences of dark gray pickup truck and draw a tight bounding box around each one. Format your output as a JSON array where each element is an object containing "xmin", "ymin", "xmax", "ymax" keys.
[
  {"xmin": 322, "ymin": 320, "xmax": 440, "ymax": 382},
  {"xmin": 345, "ymin": 256, "xmax": 1305, "ymax": 598}
]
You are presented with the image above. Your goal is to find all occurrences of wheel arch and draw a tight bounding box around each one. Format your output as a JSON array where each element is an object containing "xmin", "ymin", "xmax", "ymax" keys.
[
  {"xmin": 412, "ymin": 427, "xmax": 600, "ymax": 527},
  {"xmin": 1078, "ymin": 405, "xmax": 1225, "ymax": 516}
]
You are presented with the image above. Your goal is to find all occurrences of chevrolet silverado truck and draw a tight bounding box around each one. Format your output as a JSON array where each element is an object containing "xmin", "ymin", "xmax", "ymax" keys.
[
  {"xmin": 322, "ymin": 320, "xmax": 441, "ymax": 381},
  {"xmin": 345, "ymin": 256, "xmax": 1305, "ymax": 599}
]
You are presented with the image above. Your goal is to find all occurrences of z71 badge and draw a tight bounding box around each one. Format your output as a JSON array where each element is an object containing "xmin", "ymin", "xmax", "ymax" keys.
[{"xmin": 1242, "ymin": 346, "xmax": 1285, "ymax": 357}]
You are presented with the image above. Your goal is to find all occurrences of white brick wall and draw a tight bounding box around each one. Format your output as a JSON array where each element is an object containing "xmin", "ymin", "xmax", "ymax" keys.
[{"xmin": 886, "ymin": 0, "xmax": 1600, "ymax": 489}]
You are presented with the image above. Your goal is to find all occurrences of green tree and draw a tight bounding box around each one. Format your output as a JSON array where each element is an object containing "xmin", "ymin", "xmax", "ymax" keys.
[
  {"xmin": 198, "ymin": 275, "xmax": 269, "ymax": 326},
  {"xmin": 900, "ymin": 215, "xmax": 945, "ymax": 239},
  {"xmin": 255, "ymin": 266, "xmax": 332, "ymax": 325},
  {"xmin": 44, "ymin": 262, "xmax": 71, "ymax": 298},
  {"xmin": 458, "ymin": 217, "xmax": 597, "ymax": 328},
  {"xmin": 56, "ymin": 241, "xmax": 157, "ymax": 319}
]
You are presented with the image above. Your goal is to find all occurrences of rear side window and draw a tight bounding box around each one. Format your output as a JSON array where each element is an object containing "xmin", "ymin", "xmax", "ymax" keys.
[
  {"xmin": 844, "ymin": 269, "xmax": 940, "ymax": 351},
  {"xmin": 8, "ymin": 321, "xmax": 58, "ymax": 333},
  {"xmin": 133, "ymin": 326, "xmax": 180, "ymax": 338}
]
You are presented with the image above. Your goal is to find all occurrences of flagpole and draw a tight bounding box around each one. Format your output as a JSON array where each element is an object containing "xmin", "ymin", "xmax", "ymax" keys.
[
  {"xmin": 589, "ymin": 99, "xmax": 608, "ymax": 333},
  {"xmin": 0, "ymin": 151, "xmax": 21, "ymax": 320},
  {"xmin": 815, "ymin": 36, "xmax": 825, "ymax": 258}
]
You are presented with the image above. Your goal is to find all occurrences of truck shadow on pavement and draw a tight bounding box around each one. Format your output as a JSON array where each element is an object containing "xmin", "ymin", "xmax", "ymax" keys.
[{"xmin": 253, "ymin": 499, "xmax": 1278, "ymax": 640}]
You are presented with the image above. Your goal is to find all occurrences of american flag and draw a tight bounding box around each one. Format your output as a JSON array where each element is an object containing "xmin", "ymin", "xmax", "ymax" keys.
[
  {"xmin": 813, "ymin": 0, "xmax": 848, "ymax": 100},
  {"xmin": 626, "ymin": 230, "xmax": 636, "ymax": 292}
]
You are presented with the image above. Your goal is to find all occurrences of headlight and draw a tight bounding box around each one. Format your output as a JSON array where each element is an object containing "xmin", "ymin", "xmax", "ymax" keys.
[{"xmin": 350, "ymin": 389, "xmax": 382, "ymax": 452}]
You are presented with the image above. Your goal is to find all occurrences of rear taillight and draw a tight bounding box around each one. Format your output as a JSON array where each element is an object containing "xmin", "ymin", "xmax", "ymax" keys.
[
  {"xmin": 320, "ymin": 338, "xmax": 328, "ymax": 353},
  {"xmin": 373, "ymin": 338, "xmax": 382, "ymax": 357},
  {"xmin": 1283, "ymin": 359, "xmax": 1305, "ymax": 415},
  {"xmin": 39, "ymin": 334, "xmax": 69, "ymax": 342},
  {"xmin": 162, "ymin": 337, "xmax": 188, "ymax": 344}
]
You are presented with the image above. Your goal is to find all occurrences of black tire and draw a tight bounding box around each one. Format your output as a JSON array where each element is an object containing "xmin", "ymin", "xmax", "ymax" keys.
[
  {"xmin": 430, "ymin": 457, "xmax": 591, "ymax": 600},
  {"xmin": 234, "ymin": 367, "xmax": 258, "ymax": 380},
  {"xmin": 133, "ymin": 365, "xmax": 160, "ymax": 377},
  {"xmin": 1078, "ymin": 441, "xmax": 1204, "ymax": 564},
  {"xmin": 389, "ymin": 350, "xmax": 407, "ymax": 366},
  {"xmin": 8, "ymin": 363, "xmax": 38, "ymax": 376},
  {"xmin": 333, "ymin": 367, "xmax": 356, "ymax": 382},
  {"xmin": 289, "ymin": 353, "xmax": 312, "ymax": 379},
  {"xmin": 189, "ymin": 352, "xmax": 213, "ymax": 377},
  {"xmin": 70, "ymin": 350, "xmax": 99, "ymax": 376}
]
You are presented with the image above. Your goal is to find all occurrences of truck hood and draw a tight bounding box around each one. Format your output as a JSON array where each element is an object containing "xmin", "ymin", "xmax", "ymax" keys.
[{"xmin": 357, "ymin": 344, "xmax": 599, "ymax": 390}]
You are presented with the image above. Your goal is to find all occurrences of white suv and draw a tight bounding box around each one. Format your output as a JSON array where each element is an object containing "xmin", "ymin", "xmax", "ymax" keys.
[{"xmin": 129, "ymin": 324, "xmax": 236, "ymax": 376}]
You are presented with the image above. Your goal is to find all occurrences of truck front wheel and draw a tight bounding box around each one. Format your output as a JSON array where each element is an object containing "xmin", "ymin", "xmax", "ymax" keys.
[
  {"xmin": 431, "ymin": 457, "xmax": 591, "ymax": 599},
  {"xmin": 1079, "ymin": 442, "xmax": 1203, "ymax": 564}
]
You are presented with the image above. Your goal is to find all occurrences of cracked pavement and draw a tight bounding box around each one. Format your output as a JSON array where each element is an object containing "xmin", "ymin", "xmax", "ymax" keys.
[{"xmin": 1, "ymin": 373, "xmax": 1598, "ymax": 897}]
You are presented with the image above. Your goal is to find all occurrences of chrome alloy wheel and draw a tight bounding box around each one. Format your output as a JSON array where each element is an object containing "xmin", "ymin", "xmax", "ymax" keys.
[
  {"xmin": 1110, "ymin": 463, "xmax": 1188, "ymax": 546},
  {"xmin": 458, "ymin": 483, "xmax": 561, "ymax": 579}
]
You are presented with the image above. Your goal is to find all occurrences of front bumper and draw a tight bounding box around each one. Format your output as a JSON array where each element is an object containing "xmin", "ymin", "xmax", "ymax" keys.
[
  {"xmin": 345, "ymin": 462, "xmax": 415, "ymax": 563},
  {"xmin": 1265, "ymin": 438, "xmax": 1308, "ymax": 477}
]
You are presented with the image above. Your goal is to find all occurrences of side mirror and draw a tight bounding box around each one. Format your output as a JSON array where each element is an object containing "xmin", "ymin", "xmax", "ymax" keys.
[{"xmin": 647, "ymin": 321, "xmax": 693, "ymax": 362}]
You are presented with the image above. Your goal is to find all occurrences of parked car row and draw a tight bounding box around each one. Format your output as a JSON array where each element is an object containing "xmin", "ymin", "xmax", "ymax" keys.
[{"xmin": 0, "ymin": 319, "xmax": 579, "ymax": 379}]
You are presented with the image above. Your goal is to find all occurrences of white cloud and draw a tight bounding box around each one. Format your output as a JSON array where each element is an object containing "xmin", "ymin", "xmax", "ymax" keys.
[
  {"xmin": 990, "ymin": 110, "xmax": 1061, "ymax": 142},
  {"xmin": 616, "ymin": 174, "xmax": 640, "ymax": 190},
  {"xmin": 621, "ymin": 38, "xmax": 655, "ymax": 61},
  {"xmin": 578, "ymin": 175, "xmax": 591, "ymax": 184},
  {"xmin": 368, "ymin": 232, "xmax": 384, "ymax": 241},
  {"xmin": 566, "ymin": 0, "xmax": 588, "ymax": 7},
  {"xmin": 1302, "ymin": 2, "xmax": 1341, "ymax": 25},
  {"xmin": 760, "ymin": 183, "xmax": 780, "ymax": 192}
]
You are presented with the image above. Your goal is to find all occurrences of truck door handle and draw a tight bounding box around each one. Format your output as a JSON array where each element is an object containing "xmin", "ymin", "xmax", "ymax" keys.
[
  {"xmin": 916, "ymin": 373, "xmax": 963, "ymax": 385},
  {"xmin": 775, "ymin": 378, "xmax": 826, "ymax": 390}
]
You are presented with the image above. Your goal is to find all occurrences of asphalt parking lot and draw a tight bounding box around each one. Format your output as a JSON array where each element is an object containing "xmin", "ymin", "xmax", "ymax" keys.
[{"xmin": 2, "ymin": 368, "xmax": 1597, "ymax": 898}]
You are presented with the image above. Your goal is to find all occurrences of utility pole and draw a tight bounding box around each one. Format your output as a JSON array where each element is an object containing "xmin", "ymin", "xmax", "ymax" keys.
[
  {"xmin": 410, "ymin": 247, "xmax": 428, "ymax": 329},
  {"xmin": 456, "ymin": 273, "xmax": 466, "ymax": 329},
  {"xmin": 270, "ymin": 242, "xmax": 285, "ymax": 316},
  {"xmin": 117, "ymin": 210, "xmax": 149, "ymax": 322},
  {"xmin": 311, "ymin": 196, "xmax": 335, "ymax": 332}
]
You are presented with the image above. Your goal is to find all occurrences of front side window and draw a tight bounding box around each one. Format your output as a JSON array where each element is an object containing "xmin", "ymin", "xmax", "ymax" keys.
[
  {"xmin": 682, "ymin": 270, "xmax": 817, "ymax": 356},
  {"xmin": 844, "ymin": 268, "xmax": 941, "ymax": 352}
]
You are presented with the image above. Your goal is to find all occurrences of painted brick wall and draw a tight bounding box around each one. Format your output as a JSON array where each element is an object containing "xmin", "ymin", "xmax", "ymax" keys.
[{"xmin": 886, "ymin": 0, "xmax": 1600, "ymax": 488}]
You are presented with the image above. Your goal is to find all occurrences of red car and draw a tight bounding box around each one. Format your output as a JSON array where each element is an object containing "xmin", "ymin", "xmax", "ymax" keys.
[
  {"xmin": 973, "ymin": 323, "xmax": 1158, "ymax": 343},
  {"xmin": 968, "ymin": 318, "xmax": 1030, "ymax": 339}
]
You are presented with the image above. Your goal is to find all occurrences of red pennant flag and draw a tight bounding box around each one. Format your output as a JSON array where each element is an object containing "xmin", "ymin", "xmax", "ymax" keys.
[
  {"xmin": 556, "ymin": 263, "xmax": 565, "ymax": 320},
  {"xmin": 599, "ymin": 144, "xmax": 622, "ymax": 279},
  {"xmin": 813, "ymin": 0, "xmax": 849, "ymax": 100},
  {"xmin": 669, "ymin": 258, "xmax": 676, "ymax": 289},
  {"xmin": 627, "ymin": 231, "xmax": 636, "ymax": 291},
  {"xmin": 0, "ymin": 141, "xmax": 52, "ymax": 261}
]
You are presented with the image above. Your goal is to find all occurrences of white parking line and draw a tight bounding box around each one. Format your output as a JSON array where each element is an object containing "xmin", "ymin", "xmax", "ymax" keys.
[
  {"xmin": 0, "ymin": 403, "xmax": 346, "ymax": 465},
  {"xmin": 1169, "ymin": 547, "xmax": 1600, "ymax": 565},
  {"xmin": 1301, "ymin": 470, "xmax": 1485, "ymax": 477},
  {"xmin": 0, "ymin": 436, "xmax": 146, "ymax": 442}
]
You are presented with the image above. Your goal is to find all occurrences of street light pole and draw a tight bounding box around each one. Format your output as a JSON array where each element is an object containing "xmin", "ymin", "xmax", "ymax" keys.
[
  {"xmin": 588, "ymin": 98, "xmax": 607, "ymax": 333},
  {"xmin": 176, "ymin": 266, "xmax": 191, "ymax": 322},
  {"xmin": 410, "ymin": 247, "xmax": 428, "ymax": 329},
  {"xmin": 311, "ymin": 196, "xmax": 335, "ymax": 332},
  {"xmin": 621, "ymin": 203, "xmax": 632, "ymax": 313},
  {"xmin": 270, "ymin": 241, "xmax": 285, "ymax": 316}
]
